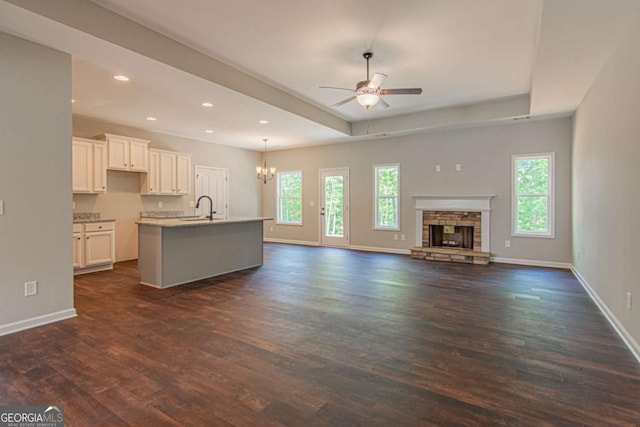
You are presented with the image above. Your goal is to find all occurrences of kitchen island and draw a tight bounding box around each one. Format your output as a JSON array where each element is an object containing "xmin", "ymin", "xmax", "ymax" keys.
[{"xmin": 136, "ymin": 217, "xmax": 271, "ymax": 288}]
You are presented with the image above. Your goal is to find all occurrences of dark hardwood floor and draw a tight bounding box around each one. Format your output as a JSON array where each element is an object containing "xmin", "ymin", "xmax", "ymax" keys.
[{"xmin": 1, "ymin": 243, "xmax": 639, "ymax": 426}]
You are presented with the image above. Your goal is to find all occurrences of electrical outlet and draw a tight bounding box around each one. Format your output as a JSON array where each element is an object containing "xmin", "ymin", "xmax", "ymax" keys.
[
  {"xmin": 435, "ymin": 165, "xmax": 441, "ymax": 172},
  {"xmin": 456, "ymin": 163, "xmax": 462, "ymax": 171},
  {"xmin": 25, "ymin": 281, "xmax": 37, "ymax": 297},
  {"xmin": 72, "ymin": 201, "xmax": 75, "ymax": 210},
  {"xmin": 627, "ymin": 292, "xmax": 632, "ymax": 310},
  {"xmin": 189, "ymin": 201, "xmax": 195, "ymax": 208},
  {"xmin": 394, "ymin": 234, "xmax": 399, "ymax": 241},
  {"xmin": 158, "ymin": 201, "xmax": 163, "ymax": 208},
  {"xmin": 505, "ymin": 240, "xmax": 511, "ymax": 248},
  {"xmin": 309, "ymin": 201, "xmax": 315, "ymax": 207},
  {"xmin": 401, "ymin": 234, "xmax": 406, "ymax": 241},
  {"xmin": 0, "ymin": 200, "xmax": 4, "ymax": 215},
  {"xmin": 269, "ymin": 226, "xmax": 274, "ymax": 232}
]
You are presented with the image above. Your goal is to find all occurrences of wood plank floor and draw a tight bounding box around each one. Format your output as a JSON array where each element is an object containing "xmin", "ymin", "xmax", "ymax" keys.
[{"xmin": 1, "ymin": 243, "xmax": 639, "ymax": 426}]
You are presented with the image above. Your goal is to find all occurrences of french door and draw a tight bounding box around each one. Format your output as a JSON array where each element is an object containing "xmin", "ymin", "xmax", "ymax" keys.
[
  {"xmin": 320, "ymin": 168, "xmax": 349, "ymax": 247},
  {"xmin": 195, "ymin": 165, "xmax": 228, "ymax": 219}
]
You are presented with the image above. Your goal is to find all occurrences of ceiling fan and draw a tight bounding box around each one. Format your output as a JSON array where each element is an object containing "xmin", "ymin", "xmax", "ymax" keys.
[{"xmin": 320, "ymin": 52, "xmax": 423, "ymax": 110}]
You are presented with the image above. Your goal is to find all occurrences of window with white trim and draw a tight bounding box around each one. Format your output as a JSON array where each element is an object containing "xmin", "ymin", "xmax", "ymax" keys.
[
  {"xmin": 512, "ymin": 153, "xmax": 555, "ymax": 237},
  {"xmin": 374, "ymin": 164, "xmax": 400, "ymax": 230},
  {"xmin": 277, "ymin": 170, "xmax": 302, "ymax": 225}
]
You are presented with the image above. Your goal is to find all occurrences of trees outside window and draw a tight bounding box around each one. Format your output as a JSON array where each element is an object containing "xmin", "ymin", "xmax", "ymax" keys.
[
  {"xmin": 374, "ymin": 164, "xmax": 399, "ymax": 230},
  {"xmin": 277, "ymin": 171, "xmax": 302, "ymax": 225},
  {"xmin": 512, "ymin": 153, "xmax": 555, "ymax": 237}
]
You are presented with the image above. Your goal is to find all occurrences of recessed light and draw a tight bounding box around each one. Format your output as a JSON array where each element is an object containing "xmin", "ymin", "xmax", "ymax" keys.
[
  {"xmin": 205, "ymin": 129, "xmax": 214, "ymax": 134},
  {"xmin": 259, "ymin": 120, "xmax": 269, "ymax": 124},
  {"xmin": 113, "ymin": 74, "xmax": 130, "ymax": 82},
  {"xmin": 201, "ymin": 102, "xmax": 214, "ymax": 107},
  {"xmin": 146, "ymin": 117, "xmax": 157, "ymax": 121}
]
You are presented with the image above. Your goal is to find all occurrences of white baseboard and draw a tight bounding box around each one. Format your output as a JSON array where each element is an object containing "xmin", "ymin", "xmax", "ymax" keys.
[
  {"xmin": 491, "ymin": 257, "xmax": 572, "ymax": 269},
  {"xmin": 0, "ymin": 308, "xmax": 77, "ymax": 337},
  {"xmin": 349, "ymin": 245, "xmax": 411, "ymax": 255},
  {"xmin": 263, "ymin": 238, "xmax": 320, "ymax": 246},
  {"xmin": 571, "ymin": 267, "xmax": 640, "ymax": 365}
]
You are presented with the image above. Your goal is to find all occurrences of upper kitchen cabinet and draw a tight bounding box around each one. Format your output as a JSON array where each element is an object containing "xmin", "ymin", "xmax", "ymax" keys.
[
  {"xmin": 98, "ymin": 133, "xmax": 149, "ymax": 172},
  {"xmin": 72, "ymin": 137, "xmax": 107, "ymax": 193},
  {"xmin": 142, "ymin": 148, "xmax": 191, "ymax": 195}
]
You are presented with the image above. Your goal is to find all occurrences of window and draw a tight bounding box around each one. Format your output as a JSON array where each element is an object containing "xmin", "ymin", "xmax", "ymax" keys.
[
  {"xmin": 512, "ymin": 153, "xmax": 555, "ymax": 237},
  {"xmin": 277, "ymin": 171, "xmax": 302, "ymax": 225},
  {"xmin": 374, "ymin": 164, "xmax": 400, "ymax": 230}
]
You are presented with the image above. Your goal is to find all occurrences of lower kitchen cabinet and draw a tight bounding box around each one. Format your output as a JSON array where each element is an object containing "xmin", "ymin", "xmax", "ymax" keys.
[{"xmin": 73, "ymin": 221, "xmax": 116, "ymax": 275}]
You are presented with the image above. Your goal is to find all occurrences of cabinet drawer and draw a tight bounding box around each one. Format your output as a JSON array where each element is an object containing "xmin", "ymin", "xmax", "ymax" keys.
[
  {"xmin": 85, "ymin": 222, "xmax": 114, "ymax": 232},
  {"xmin": 73, "ymin": 224, "xmax": 83, "ymax": 233}
]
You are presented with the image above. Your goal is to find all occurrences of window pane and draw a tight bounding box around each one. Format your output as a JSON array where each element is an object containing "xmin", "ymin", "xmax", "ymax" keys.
[
  {"xmin": 517, "ymin": 196, "xmax": 548, "ymax": 232},
  {"xmin": 277, "ymin": 171, "xmax": 302, "ymax": 224},
  {"xmin": 375, "ymin": 165, "xmax": 399, "ymax": 229},
  {"xmin": 280, "ymin": 198, "xmax": 301, "ymax": 223},
  {"xmin": 377, "ymin": 197, "xmax": 397, "ymax": 227},
  {"xmin": 377, "ymin": 167, "xmax": 398, "ymax": 196},
  {"xmin": 516, "ymin": 158, "xmax": 549, "ymax": 195},
  {"xmin": 324, "ymin": 176, "xmax": 344, "ymax": 237},
  {"xmin": 280, "ymin": 172, "xmax": 301, "ymax": 197}
]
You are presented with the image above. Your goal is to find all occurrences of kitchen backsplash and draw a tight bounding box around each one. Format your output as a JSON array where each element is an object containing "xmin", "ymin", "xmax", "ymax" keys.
[{"xmin": 73, "ymin": 212, "xmax": 100, "ymax": 221}]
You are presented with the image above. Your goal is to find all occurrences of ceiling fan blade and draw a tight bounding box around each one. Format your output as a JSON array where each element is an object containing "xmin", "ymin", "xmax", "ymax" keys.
[
  {"xmin": 367, "ymin": 73, "xmax": 387, "ymax": 89},
  {"xmin": 320, "ymin": 86, "xmax": 356, "ymax": 92},
  {"xmin": 331, "ymin": 96, "xmax": 357, "ymax": 108},
  {"xmin": 380, "ymin": 88, "xmax": 423, "ymax": 95}
]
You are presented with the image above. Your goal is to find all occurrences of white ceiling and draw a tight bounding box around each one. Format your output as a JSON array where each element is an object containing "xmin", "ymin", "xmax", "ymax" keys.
[{"xmin": 0, "ymin": 0, "xmax": 638, "ymax": 150}]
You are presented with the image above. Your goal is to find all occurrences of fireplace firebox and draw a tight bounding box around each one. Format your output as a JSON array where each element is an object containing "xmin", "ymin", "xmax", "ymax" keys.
[{"xmin": 429, "ymin": 225, "xmax": 474, "ymax": 249}]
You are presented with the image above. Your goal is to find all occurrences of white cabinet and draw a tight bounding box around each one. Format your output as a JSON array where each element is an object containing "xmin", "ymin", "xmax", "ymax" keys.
[
  {"xmin": 73, "ymin": 225, "xmax": 84, "ymax": 269},
  {"xmin": 72, "ymin": 138, "xmax": 107, "ymax": 193},
  {"xmin": 92, "ymin": 142, "xmax": 108, "ymax": 192},
  {"xmin": 73, "ymin": 222, "xmax": 115, "ymax": 274},
  {"xmin": 176, "ymin": 154, "xmax": 192, "ymax": 195},
  {"xmin": 142, "ymin": 148, "xmax": 191, "ymax": 195},
  {"xmin": 99, "ymin": 133, "xmax": 149, "ymax": 172}
]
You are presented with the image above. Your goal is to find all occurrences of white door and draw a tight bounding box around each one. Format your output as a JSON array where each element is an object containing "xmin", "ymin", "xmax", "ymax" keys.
[
  {"xmin": 195, "ymin": 165, "xmax": 228, "ymax": 219},
  {"xmin": 320, "ymin": 168, "xmax": 349, "ymax": 247}
]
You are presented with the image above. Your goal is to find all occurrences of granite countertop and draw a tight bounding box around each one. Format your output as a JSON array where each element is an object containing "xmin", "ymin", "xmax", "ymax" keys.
[
  {"xmin": 73, "ymin": 212, "xmax": 115, "ymax": 224},
  {"xmin": 136, "ymin": 217, "xmax": 272, "ymax": 228},
  {"xmin": 73, "ymin": 218, "xmax": 116, "ymax": 224}
]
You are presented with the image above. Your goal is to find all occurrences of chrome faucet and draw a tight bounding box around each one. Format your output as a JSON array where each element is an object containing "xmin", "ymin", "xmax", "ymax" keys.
[{"xmin": 196, "ymin": 195, "xmax": 215, "ymax": 219}]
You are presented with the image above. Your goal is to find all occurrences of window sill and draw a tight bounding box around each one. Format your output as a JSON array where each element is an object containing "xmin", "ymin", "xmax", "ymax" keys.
[
  {"xmin": 276, "ymin": 222, "xmax": 303, "ymax": 227},
  {"xmin": 511, "ymin": 232, "xmax": 555, "ymax": 239}
]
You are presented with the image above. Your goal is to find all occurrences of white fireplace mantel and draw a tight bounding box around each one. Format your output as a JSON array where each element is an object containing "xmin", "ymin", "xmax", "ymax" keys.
[{"xmin": 413, "ymin": 195, "xmax": 495, "ymax": 252}]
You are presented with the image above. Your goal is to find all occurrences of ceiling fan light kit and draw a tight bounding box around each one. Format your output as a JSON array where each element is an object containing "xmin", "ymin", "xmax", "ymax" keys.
[{"xmin": 321, "ymin": 51, "xmax": 423, "ymax": 110}]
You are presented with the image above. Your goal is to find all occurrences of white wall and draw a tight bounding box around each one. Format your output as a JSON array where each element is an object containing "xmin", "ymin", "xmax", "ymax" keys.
[
  {"xmin": 572, "ymin": 14, "xmax": 640, "ymax": 352},
  {"xmin": 72, "ymin": 116, "xmax": 262, "ymax": 261},
  {"xmin": 0, "ymin": 32, "xmax": 75, "ymax": 332},
  {"xmin": 263, "ymin": 118, "xmax": 572, "ymax": 264}
]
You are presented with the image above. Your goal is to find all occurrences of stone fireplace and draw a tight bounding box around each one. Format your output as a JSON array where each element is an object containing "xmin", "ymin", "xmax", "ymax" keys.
[{"xmin": 410, "ymin": 195, "xmax": 494, "ymax": 265}]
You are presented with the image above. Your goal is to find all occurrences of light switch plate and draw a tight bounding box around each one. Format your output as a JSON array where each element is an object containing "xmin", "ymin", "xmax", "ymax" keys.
[
  {"xmin": 0, "ymin": 200, "xmax": 4, "ymax": 216},
  {"xmin": 456, "ymin": 164, "xmax": 462, "ymax": 171},
  {"xmin": 435, "ymin": 165, "xmax": 441, "ymax": 172},
  {"xmin": 309, "ymin": 201, "xmax": 315, "ymax": 207}
]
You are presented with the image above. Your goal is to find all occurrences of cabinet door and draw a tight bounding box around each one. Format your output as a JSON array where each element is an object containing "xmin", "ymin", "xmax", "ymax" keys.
[
  {"xmin": 129, "ymin": 140, "xmax": 149, "ymax": 172},
  {"xmin": 107, "ymin": 137, "xmax": 129, "ymax": 170},
  {"xmin": 85, "ymin": 231, "xmax": 114, "ymax": 266},
  {"xmin": 145, "ymin": 150, "xmax": 160, "ymax": 194},
  {"xmin": 159, "ymin": 152, "xmax": 177, "ymax": 194},
  {"xmin": 72, "ymin": 140, "xmax": 92, "ymax": 193},
  {"xmin": 176, "ymin": 155, "xmax": 191, "ymax": 194},
  {"xmin": 92, "ymin": 143, "xmax": 107, "ymax": 192},
  {"xmin": 73, "ymin": 232, "xmax": 84, "ymax": 268}
]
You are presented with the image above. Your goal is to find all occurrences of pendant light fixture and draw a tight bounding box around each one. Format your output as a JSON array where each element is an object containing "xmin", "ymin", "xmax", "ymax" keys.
[{"xmin": 256, "ymin": 138, "xmax": 276, "ymax": 184}]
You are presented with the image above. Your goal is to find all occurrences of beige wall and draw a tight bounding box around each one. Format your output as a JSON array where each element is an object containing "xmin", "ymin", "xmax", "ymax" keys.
[
  {"xmin": 0, "ymin": 32, "xmax": 74, "ymax": 329},
  {"xmin": 73, "ymin": 116, "xmax": 262, "ymax": 261},
  {"xmin": 572, "ymin": 16, "xmax": 640, "ymax": 350},
  {"xmin": 263, "ymin": 118, "xmax": 572, "ymax": 263}
]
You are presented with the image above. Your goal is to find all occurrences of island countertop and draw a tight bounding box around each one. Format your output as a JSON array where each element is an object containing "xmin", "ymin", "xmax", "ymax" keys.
[{"xmin": 136, "ymin": 217, "xmax": 272, "ymax": 228}]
